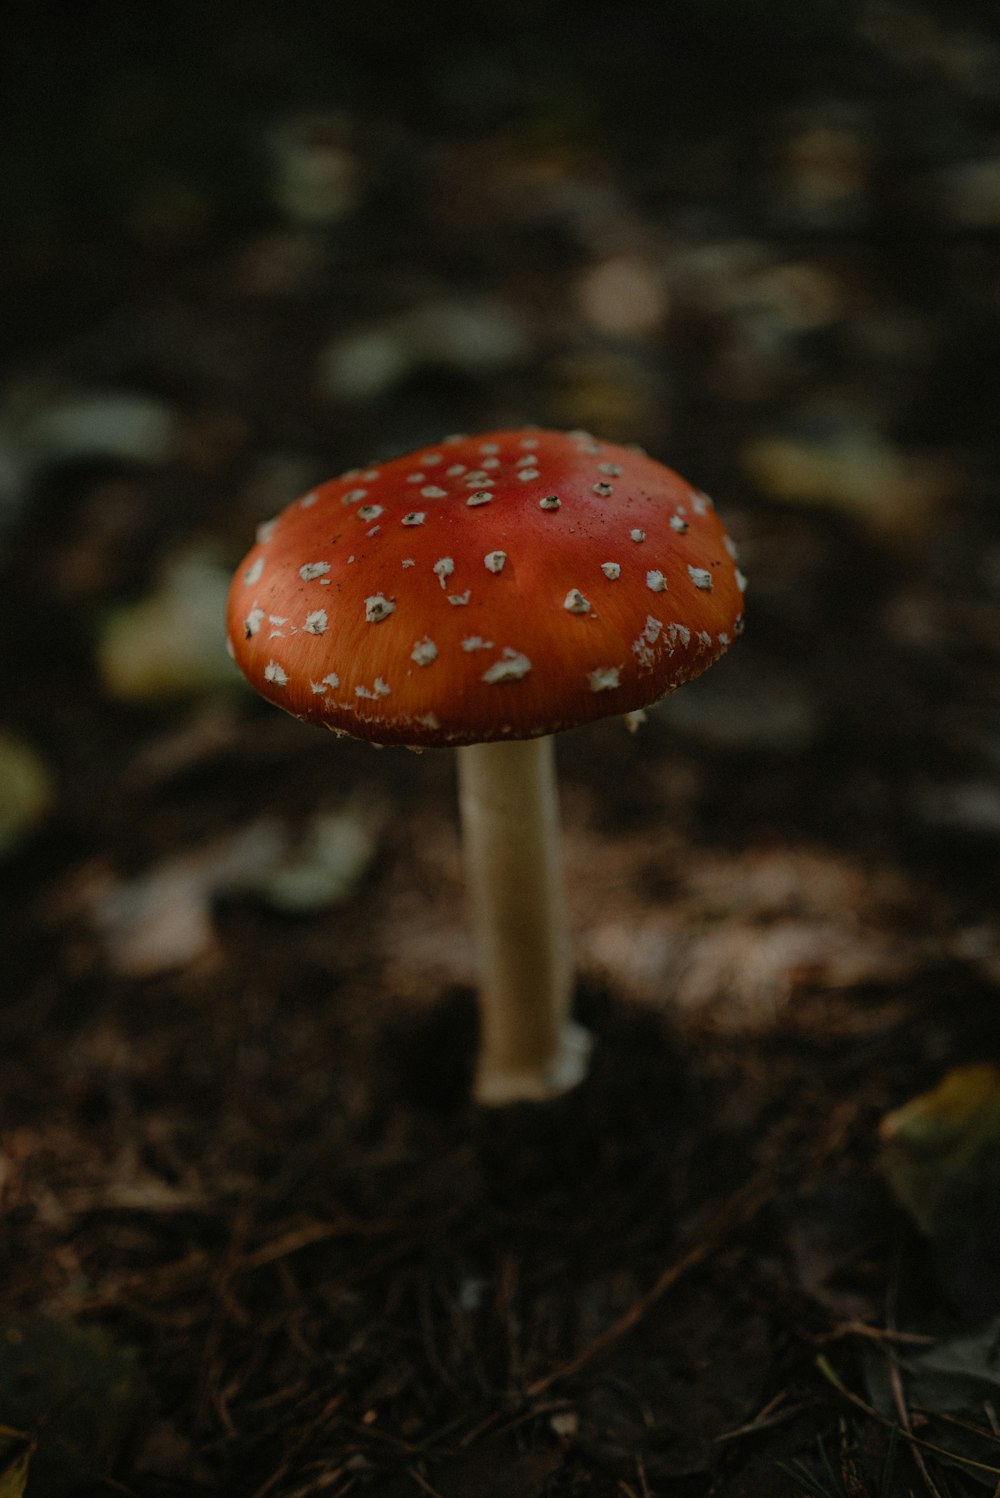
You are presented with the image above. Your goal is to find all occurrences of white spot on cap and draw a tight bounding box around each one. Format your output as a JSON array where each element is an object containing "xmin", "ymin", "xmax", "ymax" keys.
[
  {"xmin": 643, "ymin": 615, "xmax": 663, "ymax": 643},
  {"xmin": 402, "ymin": 558, "xmax": 415, "ymax": 568},
  {"xmin": 411, "ymin": 637, "xmax": 437, "ymax": 666},
  {"xmin": 480, "ymin": 442, "xmax": 500, "ymax": 454},
  {"xmin": 421, "ymin": 486, "xmax": 447, "ymax": 499},
  {"xmin": 601, "ymin": 562, "xmax": 621, "ymax": 580},
  {"xmin": 462, "ymin": 636, "xmax": 493, "ymax": 652},
  {"xmin": 564, "ymin": 589, "xmax": 590, "ymax": 614},
  {"xmin": 598, "ymin": 462, "xmax": 622, "ymax": 477},
  {"xmin": 365, "ymin": 594, "xmax": 396, "ymax": 622},
  {"xmin": 646, "ymin": 570, "xmax": 667, "ymax": 592},
  {"xmin": 256, "ymin": 518, "xmax": 278, "ymax": 544},
  {"xmin": 433, "ymin": 557, "xmax": 455, "ymax": 588},
  {"xmin": 588, "ymin": 666, "xmax": 621, "ymax": 692},
  {"xmin": 299, "ymin": 561, "xmax": 331, "ymax": 581},
  {"xmin": 630, "ymin": 529, "xmax": 645, "ymax": 542},
  {"xmin": 481, "ymin": 457, "xmax": 500, "ymax": 470},
  {"xmin": 719, "ymin": 631, "xmax": 731, "ymax": 646},
  {"xmin": 520, "ymin": 437, "xmax": 538, "ymax": 449},
  {"xmin": 300, "ymin": 491, "xmax": 319, "ymax": 508},
  {"xmin": 358, "ymin": 504, "xmax": 383, "ymax": 521},
  {"xmin": 670, "ymin": 515, "xmax": 689, "ymax": 533},
  {"xmin": 482, "ymin": 649, "xmax": 532, "ymax": 683},
  {"xmin": 446, "ymin": 464, "xmax": 466, "ymax": 477},
  {"xmin": 342, "ymin": 488, "xmax": 368, "ymax": 505},
  {"xmin": 688, "ymin": 566, "xmax": 713, "ymax": 590},
  {"xmin": 484, "ymin": 551, "xmax": 506, "ymax": 573},
  {"xmin": 669, "ymin": 622, "xmax": 691, "ymax": 647},
  {"xmin": 304, "ymin": 610, "xmax": 328, "ymax": 635},
  {"xmin": 724, "ymin": 536, "xmax": 739, "ymax": 560},
  {"xmin": 697, "ymin": 630, "xmax": 712, "ymax": 647},
  {"xmin": 421, "ymin": 453, "xmax": 442, "ymax": 466},
  {"xmin": 244, "ymin": 556, "xmax": 265, "ymax": 586},
  {"xmin": 593, "ymin": 482, "xmax": 613, "ymax": 497},
  {"xmin": 407, "ymin": 472, "xmax": 426, "ymax": 484},
  {"xmin": 244, "ymin": 607, "xmax": 265, "ymax": 638},
  {"xmin": 467, "ymin": 491, "xmax": 493, "ymax": 507},
  {"xmin": 735, "ymin": 569, "xmax": 748, "ymax": 593},
  {"xmin": 448, "ymin": 590, "xmax": 471, "ymax": 606},
  {"xmin": 515, "ymin": 455, "xmax": 537, "ymax": 469},
  {"xmin": 310, "ymin": 671, "xmax": 340, "ymax": 693},
  {"xmin": 464, "ymin": 471, "xmax": 490, "ymax": 486},
  {"xmin": 322, "ymin": 671, "xmax": 340, "ymax": 689},
  {"xmin": 356, "ymin": 678, "xmax": 391, "ymax": 699},
  {"xmin": 402, "ymin": 512, "xmax": 425, "ymax": 526},
  {"xmin": 362, "ymin": 469, "xmax": 380, "ymax": 481},
  {"xmin": 539, "ymin": 495, "xmax": 560, "ymax": 511},
  {"xmin": 264, "ymin": 661, "xmax": 288, "ymax": 686},
  {"xmin": 692, "ymin": 491, "xmax": 712, "ymax": 514},
  {"xmin": 518, "ymin": 468, "xmax": 540, "ymax": 482},
  {"xmin": 632, "ymin": 639, "xmax": 651, "ymax": 669}
]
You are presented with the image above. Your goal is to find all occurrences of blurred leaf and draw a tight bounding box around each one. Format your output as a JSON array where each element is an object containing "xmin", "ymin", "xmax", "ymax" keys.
[
  {"xmin": 93, "ymin": 819, "xmax": 286, "ymax": 977},
  {"xmin": 92, "ymin": 806, "xmax": 379, "ymax": 976},
  {"xmin": 0, "ymin": 733, "xmax": 53, "ymax": 858},
  {"xmin": 0, "ymin": 1319, "xmax": 141, "ymax": 1497},
  {"xmin": 881, "ymin": 1065, "xmax": 1000, "ymax": 1232},
  {"xmin": 864, "ymin": 1319, "xmax": 1000, "ymax": 1489},
  {"xmin": 97, "ymin": 548, "xmax": 239, "ymax": 702},
  {"xmin": 248, "ymin": 806, "xmax": 376, "ymax": 914},
  {"xmin": 880, "ymin": 1065, "xmax": 1000, "ymax": 1317},
  {"xmin": 0, "ymin": 1427, "xmax": 35, "ymax": 1498}
]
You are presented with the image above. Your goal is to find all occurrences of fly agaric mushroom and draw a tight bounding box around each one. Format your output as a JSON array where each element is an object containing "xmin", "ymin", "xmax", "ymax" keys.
[{"xmin": 227, "ymin": 429, "xmax": 745, "ymax": 1104}]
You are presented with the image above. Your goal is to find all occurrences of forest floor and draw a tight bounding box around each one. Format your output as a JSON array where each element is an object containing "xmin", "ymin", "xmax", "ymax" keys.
[{"xmin": 2, "ymin": 4, "xmax": 1000, "ymax": 1495}]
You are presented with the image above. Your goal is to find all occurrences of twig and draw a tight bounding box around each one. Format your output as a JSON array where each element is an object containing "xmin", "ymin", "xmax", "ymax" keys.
[
  {"xmin": 888, "ymin": 1354, "xmax": 944, "ymax": 1498},
  {"xmin": 819, "ymin": 1320, "xmax": 935, "ymax": 1347},
  {"xmin": 407, "ymin": 1466, "xmax": 446, "ymax": 1498},
  {"xmin": 526, "ymin": 1175, "xmax": 768, "ymax": 1399},
  {"xmin": 716, "ymin": 1389, "xmax": 807, "ymax": 1443},
  {"xmin": 816, "ymin": 1356, "xmax": 1000, "ymax": 1479}
]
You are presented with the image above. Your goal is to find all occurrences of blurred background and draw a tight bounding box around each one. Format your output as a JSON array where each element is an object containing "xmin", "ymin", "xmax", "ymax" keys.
[{"xmin": 2, "ymin": 3, "xmax": 1000, "ymax": 1495}]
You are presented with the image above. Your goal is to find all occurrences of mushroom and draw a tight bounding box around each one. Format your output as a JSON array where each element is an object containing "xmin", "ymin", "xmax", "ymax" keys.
[{"xmin": 226, "ymin": 429, "xmax": 745, "ymax": 1104}]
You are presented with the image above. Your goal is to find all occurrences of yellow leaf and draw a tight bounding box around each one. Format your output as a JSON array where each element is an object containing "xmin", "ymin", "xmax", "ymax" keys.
[
  {"xmin": 880, "ymin": 1063, "xmax": 1000, "ymax": 1234},
  {"xmin": 0, "ymin": 1425, "xmax": 36, "ymax": 1498}
]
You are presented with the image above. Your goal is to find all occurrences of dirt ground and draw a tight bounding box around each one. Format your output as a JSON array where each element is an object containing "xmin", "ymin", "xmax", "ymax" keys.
[{"xmin": 2, "ymin": 4, "xmax": 1000, "ymax": 1495}]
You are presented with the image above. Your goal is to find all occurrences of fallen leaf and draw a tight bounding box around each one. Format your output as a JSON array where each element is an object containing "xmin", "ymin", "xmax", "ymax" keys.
[
  {"xmin": 880, "ymin": 1065, "xmax": 1000, "ymax": 1317},
  {"xmin": 0, "ymin": 734, "xmax": 53, "ymax": 858},
  {"xmin": 865, "ymin": 1317, "xmax": 1000, "ymax": 1489},
  {"xmin": 0, "ymin": 1427, "xmax": 35, "ymax": 1498},
  {"xmin": 97, "ymin": 548, "xmax": 239, "ymax": 702},
  {"xmin": 91, "ymin": 807, "xmax": 379, "ymax": 977},
  {"xmin": 0, "ymin": 1319, "xmax": 141, "ymax": 1498}
]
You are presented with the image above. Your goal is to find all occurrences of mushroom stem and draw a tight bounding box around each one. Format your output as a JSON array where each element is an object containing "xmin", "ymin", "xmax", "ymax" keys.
[{"xmin": 456, "ymin": 736, "xmax": 591, "ymax": 1105}]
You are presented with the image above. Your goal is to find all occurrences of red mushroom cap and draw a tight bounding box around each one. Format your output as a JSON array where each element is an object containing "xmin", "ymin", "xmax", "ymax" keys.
[{"xmin": 226, "ymin": 429, "xmax": 746, "ymax": 747}]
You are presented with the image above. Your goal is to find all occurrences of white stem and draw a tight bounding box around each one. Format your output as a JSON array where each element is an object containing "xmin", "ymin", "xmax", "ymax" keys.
[{"xmin": 456, "ymin": 736, "xmax": 591, "ymax": 1105}]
